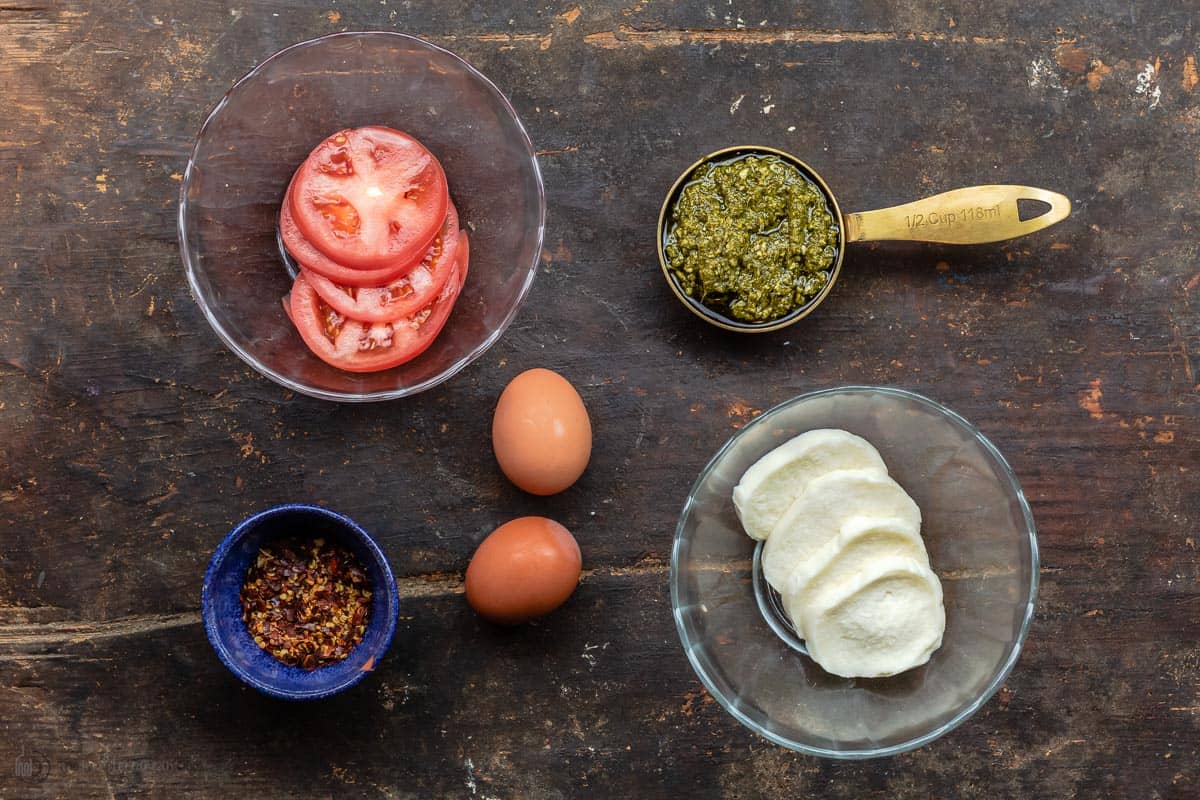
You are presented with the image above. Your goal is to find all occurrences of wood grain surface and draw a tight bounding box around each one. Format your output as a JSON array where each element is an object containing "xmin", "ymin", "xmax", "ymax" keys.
[{"xmin": 1, "ymin": 1, "xmax": 1197, "ymax": 797}]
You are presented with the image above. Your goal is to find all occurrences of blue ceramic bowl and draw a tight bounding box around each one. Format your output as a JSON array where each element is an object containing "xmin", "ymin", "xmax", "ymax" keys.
[{"xmin": 201, "ymin": 504, "xmax": 399, "ymax": 700}]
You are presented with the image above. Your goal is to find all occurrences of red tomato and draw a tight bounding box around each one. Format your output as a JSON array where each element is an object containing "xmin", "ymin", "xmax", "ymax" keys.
[
  {"xmin": 303, "ymin": 204, "xmax": 461, "ymax": 323},
  {"xmin": 457, "ymin": 228, "xmax": 469, "ymax": 274},
  {"xmin": 289, "ymin": 127, "xmax": 448, "ymax": 269},
  {"xmin": 281, "ymin": 185, "xmax": 429, "ymax": 288},
  {"xmin": 289, "ymin": 255, "xmax": 467, "ymax": 373}
]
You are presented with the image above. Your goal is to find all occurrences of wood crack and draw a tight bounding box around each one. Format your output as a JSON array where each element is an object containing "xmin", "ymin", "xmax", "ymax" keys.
[
  {"xmin": 396, "ymin": 572, "xmax": 465, "ymax": 598},
  {"xmin": 584, "ymin": 25, "xmax": 1022, "ymax": 49},
  {"xmin": 938, "ymin": 565, "xmax": 1020, "ymax": 581},
  {"xmin": 390, "ymin": 557, "xmax": 678, "ymax": 599},
  {"xmin": 0, "ymin": 561, "xmax": 684, "ymax": 655},
  {"xmin": 0, "ymin": 611, "xmax": 201, "ymax": 650},
  {"xmin": 437, "ymin": 31, "xmax": 553, "ymax": 51}
]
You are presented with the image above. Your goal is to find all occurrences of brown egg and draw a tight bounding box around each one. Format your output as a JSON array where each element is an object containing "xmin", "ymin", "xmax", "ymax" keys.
[
  {"xmin": 492, "ymin": 368, "xmax": 592, "ymax": 495},
  {"xmin": 465, "ymin": 517, "xmax": 582, "ymax": 625}
]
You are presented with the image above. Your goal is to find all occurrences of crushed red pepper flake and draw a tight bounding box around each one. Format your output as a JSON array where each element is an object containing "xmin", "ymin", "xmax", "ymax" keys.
[{"xmin": 240, "ymin": 537, "xmax": 372, "ymax": 670}]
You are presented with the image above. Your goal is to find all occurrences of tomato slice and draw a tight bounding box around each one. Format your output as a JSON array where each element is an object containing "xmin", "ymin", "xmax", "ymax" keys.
[
  {"xmin": 303, "ymin": 204, "xmax": 460, "ymax": 323},
  {"xmin": 289, "ymin": 258, "xmax": 467, "ymax": 373},
  {"xmin": 289, "ymin": 127, "xmax": 449, "ymax": 269},
  {"xmin": 457, "ymin": 228, "xmax": 469, "ymax": 274},
  {"xmin": 281, "ymin": 184, "xmax": 433, "ymax": 287}
]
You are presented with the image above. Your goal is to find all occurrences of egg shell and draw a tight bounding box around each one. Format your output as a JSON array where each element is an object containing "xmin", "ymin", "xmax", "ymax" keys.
[
  {"xmin": 465, "ymin": 517, "xmax": 582, "ymax": 625},
  {"xmin": 492, "ymin": 368, "xmax": 592, "ymax": 496}
]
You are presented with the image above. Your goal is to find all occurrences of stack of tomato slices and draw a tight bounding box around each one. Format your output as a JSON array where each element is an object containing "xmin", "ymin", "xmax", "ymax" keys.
[{"xmin": 280, "ymin": 126, "xmax": 469, "ymax": 373}]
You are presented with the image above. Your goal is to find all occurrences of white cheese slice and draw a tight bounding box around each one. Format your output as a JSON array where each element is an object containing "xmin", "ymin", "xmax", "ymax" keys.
[
  {"xmin": 799, "ymin": 555, "xmax": 945, "ymax": 679},
  {"xmin": 732, "ymin": 429, "xmax": 887, "ymax": 541},
  {"xmin": 781, "ymin": 517, "xmax": 927, "ymax": 637},
  {"xmin": 762, "ymin": 469, "xmax": 921, "ymax": 592}
]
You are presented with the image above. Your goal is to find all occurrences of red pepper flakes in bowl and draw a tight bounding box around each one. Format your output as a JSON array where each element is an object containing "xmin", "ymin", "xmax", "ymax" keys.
[{"xmin": 239, "ymin": 537, "xmax": 373, "ymax": 670}]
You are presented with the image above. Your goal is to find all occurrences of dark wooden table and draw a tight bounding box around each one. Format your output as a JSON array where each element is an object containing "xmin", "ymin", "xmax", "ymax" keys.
[{"xmin": 2, "ymin": 1, "xmax": 1197, "ymax": 797}]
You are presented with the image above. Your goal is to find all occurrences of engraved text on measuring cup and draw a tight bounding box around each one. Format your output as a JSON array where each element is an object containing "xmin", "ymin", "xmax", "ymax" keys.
[{"xmin": 905, "ymin": 203, "xmax": 1001, "ymax": 230}]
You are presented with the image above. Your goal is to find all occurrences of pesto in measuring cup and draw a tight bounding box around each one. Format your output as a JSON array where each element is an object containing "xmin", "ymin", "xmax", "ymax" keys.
[
  {"xmin": 663, "ymin": 154, "xmax": 840, "ymax": 324},
  {"xmin": 657, "ymin": 145, "xmax": 1071, "ymax": 333}
]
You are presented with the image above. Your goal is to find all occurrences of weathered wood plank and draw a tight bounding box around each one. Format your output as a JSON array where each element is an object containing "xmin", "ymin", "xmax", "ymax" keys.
[{"xmin": 0, "ymin": 0, "xmax": 1197, "ymax": 797}]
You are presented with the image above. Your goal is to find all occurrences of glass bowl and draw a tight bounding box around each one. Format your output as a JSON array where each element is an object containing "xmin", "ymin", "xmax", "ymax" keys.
[
  {"xmin": 179, "ymin": 32, "xmax": 544, "ymax": 401},
  {"xmin": 671, "ymin": 386, "xmax": 1038, "ymax": 758}
]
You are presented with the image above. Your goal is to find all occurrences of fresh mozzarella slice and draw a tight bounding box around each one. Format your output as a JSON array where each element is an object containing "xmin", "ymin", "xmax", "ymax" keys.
[
  {"xmin": 732, "ymin": 429, "xmax": 888, "ymax": 541},
  {"xmin": 781, "ymin": 517, "xmax": 927, "ymax": 637},
  {"xmin": 762, "ymin": 470, "xmax": 920, "ymax": 592},
  {"xmin": 799, "ymin": 555, "xmax": 945, "ymax": 678}
]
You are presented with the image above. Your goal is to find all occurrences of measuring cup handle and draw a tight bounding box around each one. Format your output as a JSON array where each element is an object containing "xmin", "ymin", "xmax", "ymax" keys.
[{"xmin": 843, "ymin": 185, "xmax": 1071, "ymax": 245}]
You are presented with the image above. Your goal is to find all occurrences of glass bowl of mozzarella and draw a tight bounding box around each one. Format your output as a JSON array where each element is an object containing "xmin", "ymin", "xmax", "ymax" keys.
[{"xmin": 670, "ymin": 386, "xmax": 1038, "ymax": 758}]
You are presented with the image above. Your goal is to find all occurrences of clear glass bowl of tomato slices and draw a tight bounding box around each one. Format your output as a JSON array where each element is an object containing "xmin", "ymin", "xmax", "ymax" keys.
[{"xmin": 179, "ymin": 32, "xmax": 544, "ymax": 401}]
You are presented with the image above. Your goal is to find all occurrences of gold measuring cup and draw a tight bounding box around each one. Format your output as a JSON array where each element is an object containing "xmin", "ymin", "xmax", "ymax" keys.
[{"xmin": 657, "ymin": 145, "xmax": 1072, "ymax": 333}]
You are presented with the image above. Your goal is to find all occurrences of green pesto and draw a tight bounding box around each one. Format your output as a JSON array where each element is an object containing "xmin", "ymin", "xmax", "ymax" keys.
[{"xmin": 664, "ymin": 154, "xmax": 840, "ymax": 324}]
